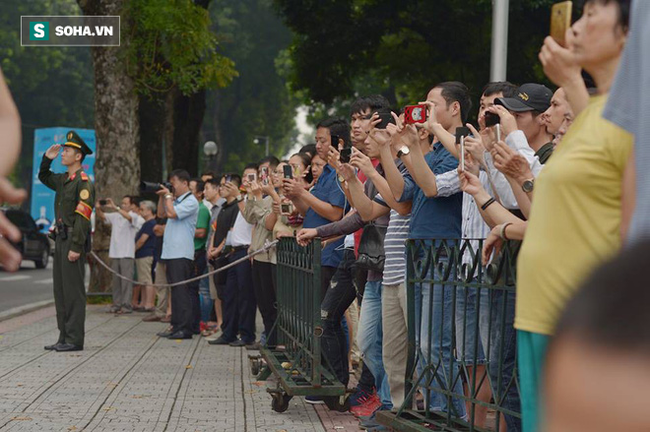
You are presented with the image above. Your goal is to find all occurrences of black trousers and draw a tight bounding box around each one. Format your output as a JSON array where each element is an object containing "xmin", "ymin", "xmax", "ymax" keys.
[
  {"xmin": 320, "ymin": 249, "xmax": 357, "ymax": 386},
  {"xmin": 53, "ymin": 235, "xmax": 86, "ymax": 347},
  {"xmin": 222, "ymin": 248, "xmax": 257, "ymax": 343},
  {"xmin": 320, "ymin": 265, "xmax": 337, "ymax": 300},
  {"xmin": 166, "ymin": 258, "xmax": 199, "ymax": 336},
  {"xmin": 252, "ymin": 260, "xmax": 277, "ymax": 346}
]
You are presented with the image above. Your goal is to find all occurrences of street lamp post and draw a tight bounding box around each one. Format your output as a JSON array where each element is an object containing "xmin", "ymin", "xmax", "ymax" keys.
[
  {"xmin": 203, "ymin": 141, "xmax": 218, "ymax": 173},
  {"xmin": 253, "ymin": 136, "xmax": 270, "ymax": 156},
  {"xmin": 490, "ymin": 0, "xmax": 510, "ymax": 81}
]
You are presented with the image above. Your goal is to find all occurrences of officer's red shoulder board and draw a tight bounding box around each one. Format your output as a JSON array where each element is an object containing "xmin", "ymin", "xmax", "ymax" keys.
[
  {"xmin": 80, "ymin": 172, "xmax": 89, "ymax": 181},
  {"xmin": 75, "ymin": 201, "xmax": 92, "ymax": 220}
]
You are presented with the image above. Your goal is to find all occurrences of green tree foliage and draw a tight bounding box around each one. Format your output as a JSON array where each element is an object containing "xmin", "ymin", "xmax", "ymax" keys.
[
  {"xmin": 201, "ymin": 0, "xmax": 300, "ymax": 174},
  {"xmin": 0, "ymin": 0, "xmax": 94, "ymax": 189},
  {"xmin": 274, "ymin": 0, "xmax": 560, "ymax": 120},
  {"xmin": 124, "ymin": 0, "xmax": 238, "ymax": 96}
]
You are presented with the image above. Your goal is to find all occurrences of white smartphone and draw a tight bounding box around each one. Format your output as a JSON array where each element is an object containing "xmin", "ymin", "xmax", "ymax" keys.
[
  {"xmin": 495, "ymin": 124, "xmax": 501, "ymax": 143},
  {"xmin": 460, "ymin": 136, "xmax": 466, "ymax": 171}
]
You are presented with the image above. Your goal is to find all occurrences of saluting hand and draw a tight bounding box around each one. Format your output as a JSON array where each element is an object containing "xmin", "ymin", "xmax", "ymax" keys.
[{"xmin": 45, "ymin": 144, "xmax": 61, "ymax": 160}]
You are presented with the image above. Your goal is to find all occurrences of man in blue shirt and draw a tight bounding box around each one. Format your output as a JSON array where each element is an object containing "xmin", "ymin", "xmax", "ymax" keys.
[
  {"xmin": 155, "ymin": 169, "xmax": 199, "ymax": 340},
  {"xmin": 285, "ymin": 118, "xmax": 349, "ymax": 296},
  {"xmin": 386, "ymin": 82, "xmax": 467, "ymax": 417}
]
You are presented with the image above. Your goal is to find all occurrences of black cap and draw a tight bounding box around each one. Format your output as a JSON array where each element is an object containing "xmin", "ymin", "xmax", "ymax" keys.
[
  {"xmin": 63, "ymin": 130, "xmax": 93, "ymax": 156},
  {"xmin": 495, "ymin": 83, "xmax": 553, "ymax": 113}
]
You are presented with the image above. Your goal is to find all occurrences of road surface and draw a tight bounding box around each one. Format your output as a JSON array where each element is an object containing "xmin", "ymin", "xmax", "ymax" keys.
[{"xmin": 0, "ymin": 261, "xmax": 56, "ymax": 314}]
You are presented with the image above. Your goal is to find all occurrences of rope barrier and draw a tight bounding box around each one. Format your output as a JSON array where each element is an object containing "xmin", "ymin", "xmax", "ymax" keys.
[{"xmin": 89, "ymin": 240, "xmax": 278, "ymax": 288}]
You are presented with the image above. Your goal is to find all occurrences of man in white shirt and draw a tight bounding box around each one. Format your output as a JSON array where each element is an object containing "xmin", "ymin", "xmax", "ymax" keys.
[{"xmin": 96, "ymin": 196, "xmax": 144, "ymax": 314}]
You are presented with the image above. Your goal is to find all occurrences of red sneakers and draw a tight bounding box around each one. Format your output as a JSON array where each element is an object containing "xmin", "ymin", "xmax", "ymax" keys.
[{"xmin": 350, "ymin": 392, "xmax": 381, "ymax": 417}]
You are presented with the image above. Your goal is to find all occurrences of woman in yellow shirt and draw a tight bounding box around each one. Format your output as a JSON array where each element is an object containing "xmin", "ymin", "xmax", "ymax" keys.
[{"xmin": 516, "ymin": 1, "xmax": 633, "ymax": 431}]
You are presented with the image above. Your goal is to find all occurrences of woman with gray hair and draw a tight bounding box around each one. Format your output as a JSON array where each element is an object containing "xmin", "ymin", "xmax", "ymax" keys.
[{"xmin": 134, "ymin": 200, "xmax": 157, "ymax": 311}]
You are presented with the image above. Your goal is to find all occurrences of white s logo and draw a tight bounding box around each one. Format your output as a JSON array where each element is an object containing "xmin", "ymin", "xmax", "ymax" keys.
[{"xmin": 34, "ymin": 23, "xmax": 45, "ymax": 38}]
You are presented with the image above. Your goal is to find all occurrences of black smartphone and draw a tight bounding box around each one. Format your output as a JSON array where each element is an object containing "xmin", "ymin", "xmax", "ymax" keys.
[
  {"xmin": 340, "ymin": 148, "xmax": 352, "ymax": 164},
  {"xmin": 283, "ymin": 164, "xmax": 293, "ymax": 179},
  {"xmin": 484, "ymin": 111, "xmax": 500, "ymax": 127},
  {"xmin": 455, "ymin": 127, "xmax": 470, "ymax": 144},
  {"xmin": 330, "ymin": 134, "xmax": 340, "ymax": 148},
  {"xmin": 375, "ymin": 110, "xmax": 394, "ymax": 129},
  {"xmin": 99, "ymin": 199, "xmax": 107, "ymax": 206}
]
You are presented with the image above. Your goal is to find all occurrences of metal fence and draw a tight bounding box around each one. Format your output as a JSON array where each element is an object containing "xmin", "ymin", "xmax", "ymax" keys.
[
  {"xmin": 379, "ymin": 238, "xmax": 521, "ymax": 432},
  {"xmin": 251, "ymin": 238, "xmax": 347, "ymax": 413}
]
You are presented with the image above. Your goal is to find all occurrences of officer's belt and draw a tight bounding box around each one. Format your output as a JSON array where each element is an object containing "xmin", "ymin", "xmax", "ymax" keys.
[{"xmin": 55, "ymin": 225, "xmax": 72, "ymax": 234}]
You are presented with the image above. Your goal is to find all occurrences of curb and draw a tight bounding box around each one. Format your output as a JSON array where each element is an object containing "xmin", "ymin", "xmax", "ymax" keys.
[{"xmin": 0, "ymin": 300, "xmax": 55, "ymax": 323}]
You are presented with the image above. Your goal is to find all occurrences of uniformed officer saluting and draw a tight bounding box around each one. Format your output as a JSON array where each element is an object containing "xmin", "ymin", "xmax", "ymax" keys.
[{"xmin": 39, "ymin": 131, "xmax": 95, "ymax": 352}]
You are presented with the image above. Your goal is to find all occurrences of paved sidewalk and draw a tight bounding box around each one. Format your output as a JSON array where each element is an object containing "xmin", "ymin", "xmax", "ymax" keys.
[{"xmin": 0, "ymin": 306, "xmax": 361, "ymax": 432}]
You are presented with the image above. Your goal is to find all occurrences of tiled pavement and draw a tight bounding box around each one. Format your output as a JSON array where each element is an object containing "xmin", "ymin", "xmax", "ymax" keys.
[{"xmin": 0, "ymin": 306, "xmax": 363, "ymax": 432}]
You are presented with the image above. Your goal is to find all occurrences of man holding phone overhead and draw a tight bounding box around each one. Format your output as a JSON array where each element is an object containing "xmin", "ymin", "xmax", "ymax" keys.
[{"xmin": 385, "ymin": 81, "xmax": 467, "ymax": 416}]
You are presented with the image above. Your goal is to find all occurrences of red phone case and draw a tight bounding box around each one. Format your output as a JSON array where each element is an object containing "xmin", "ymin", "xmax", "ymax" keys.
[{"xmin": 404, "ymin": 104, "xmax": 428, "ymax": 124}]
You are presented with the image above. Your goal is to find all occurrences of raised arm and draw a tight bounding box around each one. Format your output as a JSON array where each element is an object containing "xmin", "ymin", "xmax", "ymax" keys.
[
  {"xmin": 460, "ymin": 170, "xmax": 524, "ymax": 228},
  {"xmin": 38, "ymin": 145, "xmax": 65, "ymax": 191},
  {"xmin": 339, "ymin": 164, "xmax": 390, "ymax": 222},
  {"xmin": 539, "ymin": 35, "xmax": 589, "ymax": 117},
  {"xmin": 400, "ymin": 126, "xmax": 440, "ymax": 198},
  {"xmin": 284, "ymin": 176, "xmax": 344, "ymax": 222}
]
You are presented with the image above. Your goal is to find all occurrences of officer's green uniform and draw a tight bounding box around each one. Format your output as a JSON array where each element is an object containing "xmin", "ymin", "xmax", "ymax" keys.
[{"xmin": 38, "ymin": 131, "xmax": 95, "ymax": 348}]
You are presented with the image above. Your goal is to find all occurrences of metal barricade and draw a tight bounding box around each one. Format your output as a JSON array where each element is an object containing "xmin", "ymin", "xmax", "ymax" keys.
[
  {"xmin": 250, "ymin": 238, "xmax": 348, "ymax": 413},
  {"xmin": 378, "ymin": 238, "xmax": 521, "ymax": 432}
]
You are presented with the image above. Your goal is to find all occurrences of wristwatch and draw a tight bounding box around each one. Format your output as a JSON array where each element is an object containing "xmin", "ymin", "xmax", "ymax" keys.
[
  {"xmin": 522, "ymin": 178, "xmax": 535, "ymax": 193},
  {"xmin": 397, "ymin": 146, "xmax": 410, "ymax": 158},
  {"xmin": 164, "ymin": 194, "xmax": 173, "ymax": 200}
]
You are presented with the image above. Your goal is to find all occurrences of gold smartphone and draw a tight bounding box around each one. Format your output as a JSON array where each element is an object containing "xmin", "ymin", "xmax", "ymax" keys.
[{"xmin": 551, "ymin": 1, "xmax": 573, "ymax": 46}]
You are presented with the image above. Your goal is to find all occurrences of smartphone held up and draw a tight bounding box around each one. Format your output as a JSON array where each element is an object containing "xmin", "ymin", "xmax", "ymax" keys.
[
  {"xmin": 260, "ymin": 166, "xmax": 270, "ymax": 186},
  {"xmin": 484, "ymin": 111, "xmax": 500, "ymax": 128},
  {"xmin": 550, "ymin": 1, "xmax": 572, "ymax": 47},
  {"xmin": 339, "ymin": 148, "xmax": 352, "ymax": 164},
  {"xmin": 455, "ymin": 127, "xmax": 470, "ymax": 172},
  {"xmin": 404, "ymin": 104, "xmax": 428, "ymax": 125},
  {"xmin": 283, "ymin": 164, "xmax": 293, "ymax": 179},
  {"xmin": 280, "ymin": 201, "xmax": 294, "ymax": 216}
]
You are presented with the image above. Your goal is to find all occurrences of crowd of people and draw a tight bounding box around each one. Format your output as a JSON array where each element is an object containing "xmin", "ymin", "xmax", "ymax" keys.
[
  {"xmin": 93, "ymin": 1, "xmax": 634, "ymax": 430},
  {"xmin": 2, "ymin": 0, "xmax": 650, "ymax": 431}
]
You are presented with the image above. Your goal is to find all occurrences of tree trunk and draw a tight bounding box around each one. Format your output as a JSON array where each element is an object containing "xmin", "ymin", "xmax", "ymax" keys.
[{"xmin": 78, "ymin": 0, "xmax": 140, "ymax": 293}]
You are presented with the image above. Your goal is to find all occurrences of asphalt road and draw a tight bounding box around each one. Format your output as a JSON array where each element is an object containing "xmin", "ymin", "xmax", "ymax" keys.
[{"xmin": 0, "ymin": 260, "xmax": 55, "ymax": 314}]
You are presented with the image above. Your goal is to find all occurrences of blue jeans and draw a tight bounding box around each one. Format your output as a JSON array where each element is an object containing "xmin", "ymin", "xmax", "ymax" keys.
[
  {"xmin": 199, "ymin": 268, "xmax": 212, "ymax": 323},
  {"xmin": 357, "ymin": 280, "xmax": 392, "ymax": 408},
  {"xmin": 480, "ymin": 289, "xmax": 521, "ymax": 431},
  {"xmin": 414, "ymin": 256, "xmax": 466, "ymax": 418},
  {"xmin": 455, "ymin": 285, "xmax": 487, "ymax": 365}
]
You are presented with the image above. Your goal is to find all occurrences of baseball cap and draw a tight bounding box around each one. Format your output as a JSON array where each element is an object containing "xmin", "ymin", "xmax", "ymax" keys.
[{"xmin": 495, "ymin": 83, "xmax": 553, "ymax": 113}]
